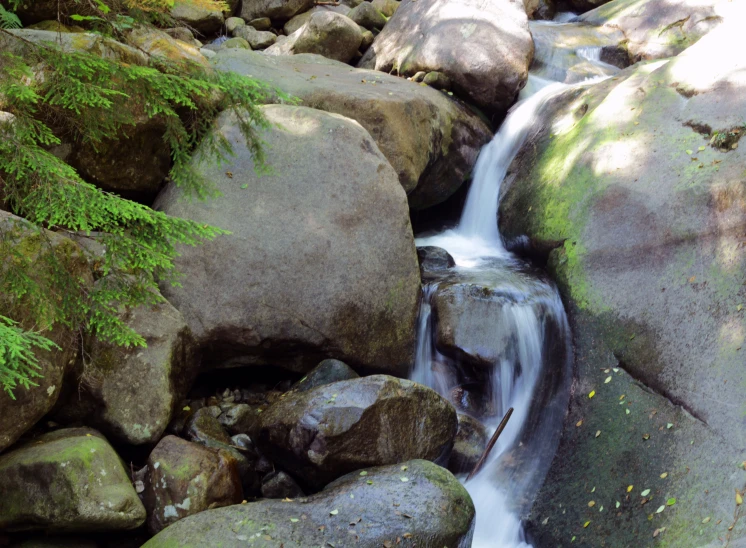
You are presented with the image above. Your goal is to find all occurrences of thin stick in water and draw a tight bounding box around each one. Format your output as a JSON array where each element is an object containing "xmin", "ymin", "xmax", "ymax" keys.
[{"xmin": 466, "ymin": 407, "xmax": 514, "ymax": 481}]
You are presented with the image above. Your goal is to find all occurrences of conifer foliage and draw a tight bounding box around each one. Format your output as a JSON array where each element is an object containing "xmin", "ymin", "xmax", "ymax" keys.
[{"xmin": 0, "ymin": 0, "xmax": 276, "ymax": 397}]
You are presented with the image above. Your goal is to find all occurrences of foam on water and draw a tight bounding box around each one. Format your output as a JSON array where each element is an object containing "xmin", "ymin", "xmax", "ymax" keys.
[{"xmin": 411, "ymin": 19, "xmax": 614, "ymax": 547}]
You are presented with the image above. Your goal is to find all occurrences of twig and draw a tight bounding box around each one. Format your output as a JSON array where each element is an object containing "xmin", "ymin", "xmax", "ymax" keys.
[{"xmin": 466, "ymin": 407, "xmax": 513, "ymax": 481}]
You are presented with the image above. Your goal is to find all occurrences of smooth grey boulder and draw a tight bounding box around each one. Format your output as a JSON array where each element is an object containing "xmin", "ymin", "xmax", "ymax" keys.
[
  {"xmin": 348, "ymin": 2, "xmax": 387, "ymax": 30},
  {"xmin": 501, "ymin": 21, "xmax": 746, "ymax": 546},
  {"xmin": 241, "ymin": 0, "xmax": 314, "ymax": 22},
  {"xmin": 265, "ymin": 11, "xmax": 362, "ymax": 63},
  {"xmin": 218, "ymin": 403, "xmax": 259, "ymax": 435},
  {"xmin": 358, "ymin": 0, "xmax": 533, "ymax": 112},
  {"xmin": 212, "ymin": 50, "xmax": 492, "ymax": 209},
  {"xmin": 0, "ymin": 428, "xmax": 146, "ymax": 532},
  {"xmin": 291, "ymin": 358, "xmax": 359, "ymax": 392},
  {"xmin": 283, "ymin": 5, "xmax": 351, "ymax": 35},
  {"xmin": 142, "ymin": 436, "xmax": 242, "ymax": 533},
  {"xmin": 142, "ymin": 460, "xmax": 475, "ymax": 548},
  {"xmin": 233, "ymin": 25, "xmax": 277, "ymax": 49},
  {"xmin": 253, "ymin": 375, "xmax": 457, "ymax": 489},
  {"xmin": 156, "ymin": 105, "xmax": 420, "ymax": 375}
]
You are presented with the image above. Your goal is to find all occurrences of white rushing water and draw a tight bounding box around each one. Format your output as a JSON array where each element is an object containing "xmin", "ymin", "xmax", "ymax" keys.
[{"xmin": 411, "ymin": 19, "xmax": 618, "ymax": 548}]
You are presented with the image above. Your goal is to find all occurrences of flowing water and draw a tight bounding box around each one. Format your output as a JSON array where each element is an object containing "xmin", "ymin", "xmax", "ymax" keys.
[{"xmin": 411, "ymin": 17, "xmax": 620, "ymax": 548}]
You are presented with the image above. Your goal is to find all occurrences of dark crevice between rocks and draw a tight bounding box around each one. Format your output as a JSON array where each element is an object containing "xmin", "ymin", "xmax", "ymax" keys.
[
  {"xmin": 504, "ymin": 235, "xmax": 566, "ymax": 270},
  {"xmin": 683, "ymin": 121, "xmax": 744, "ymax": 151},
  {"xmin": 612, "ymin": 354, "xmax": 708, "ymax": 426}
]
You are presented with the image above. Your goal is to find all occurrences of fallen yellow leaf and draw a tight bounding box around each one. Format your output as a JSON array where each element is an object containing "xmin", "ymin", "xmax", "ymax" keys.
[
  {"xmin": 627, "ymin": 485, "xmax": 634, "ymax": 493},
  {"xmin": 737, "ymin": 491, "xmax": 743, "ymax": 506},
  {"xmin": 589, "ymin": 390, "xmax": 596, "ymax": 399}
]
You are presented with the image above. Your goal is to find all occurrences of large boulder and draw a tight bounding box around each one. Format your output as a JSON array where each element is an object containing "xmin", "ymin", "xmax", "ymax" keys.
[
  {"xmin": 348, "ymin": 2, "xmax": 387, "ymax": 30},
  {"xmin": 240, "ymin": 0, "xmax": 315, "ymax": 22},
  {"xmin": 0, "ymin": 30, "xmax": 169, "ymax": 199},
  {"xmin": 265, "ymin": 11, "xmax": 362, "ymax": 63},
  {"xmin": 142, "ymin": 436, "xmax": 243, "ymax": 533},
  {"xmin": 170, "ymin": 0, "xmax": 224, "ymax": 35},
  {"xmin": 54, "ymin": 294, "xmax": 199, "ymax": 445},
  {"xmin": 143, "ymin": 460, "xmax": 475, "ymax": 548},
  {"xmin": 501, "ymin": 22, "xmax": 746, "ymax": 546},
  {"xmin": 253, "ymin": 375, "xmax": 457, "ymax": 489},
  {"xmin": 126, "ymin": 26, "xmax": 210, "ymax": 67},
  {"xmin": 0, "ymin": 428, "xmax": 146, "ymax": 531},
  {"xmin": 432, "ymin": 263, "xmax": 565, "ymax": 369},
  {"xmin": 358, "ymin": 0, "xmax": 534, "ymax": 112},
  {"xmin": 212, "ymin": 49, "xmax": 492, "ymax": 209},
  {"xmin": 155, "ymin": 105, "xmax": 420, "ymax": 375},
  {"xmin": 579, "ymin": 0, "xmax": 740, "ymax": 61},
  {"xmin": 283, "ymin": 5, "xmax": 351, "ymax": 35},
  {"xmin": 0, "ymin": 212, "xmax": 90, "ymax": 453},
  {"xmin": 233, "ymin": 25, "xmax": 277, "ymax": 49}
]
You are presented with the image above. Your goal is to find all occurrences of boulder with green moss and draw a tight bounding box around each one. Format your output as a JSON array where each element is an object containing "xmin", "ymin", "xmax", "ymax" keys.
[
  {"xmin": 0, "ymin": 212, "xmax": 91, "ymax": 453},
  {"xmin": 579, "ymin": 0, "xmax": 742, "ymax": 61},
  {"xmin": 212, "ymin": 49, "xmax": 491, "ymax": 209},
  {"xmin": 143, "ymin": 459, "xmax": 474, "ymax": 547},
  {"xmin": 170, "ymin": 0, "xmax": 224, "ymax": 36},
  {"xmin": 501, "ymin": 21, "xmax": 746, "ymax": 546},
  {"xmin": 142, "ymin": 435, "xmax": 243, "ymax": 533},
  {"xmin": 0, "ymin": 428, "xmax": 146, "ymax": 531},
  {"xmin": 253, "ymin": 375, "xmax": 457, "ymax": 490}
]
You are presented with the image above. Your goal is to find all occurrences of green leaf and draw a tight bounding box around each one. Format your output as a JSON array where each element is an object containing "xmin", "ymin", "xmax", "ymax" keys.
[
  {"xmin": 641, "ymin": 489, "xmax": 651, "ymax": 497},
  {"xmin": 330, "ymin": 509, "xmax": 339, "ymax": 516},
  {"xmin": 666, "ymin": 498, "xmax": 676, "ymax": 506}
]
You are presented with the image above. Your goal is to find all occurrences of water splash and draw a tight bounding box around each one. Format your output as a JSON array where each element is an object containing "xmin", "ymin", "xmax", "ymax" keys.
[{"xmin": 411, "ymin": 17, "xmax": 614, "ymax": 548}]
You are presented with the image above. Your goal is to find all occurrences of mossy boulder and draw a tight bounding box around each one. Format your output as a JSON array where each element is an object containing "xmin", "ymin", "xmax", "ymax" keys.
[
  {"xmin": 448, "ymin": 413, "xmax": 487, "ymax": 475},
  {"xmin": 265, "ymin": 11, "xmax": 362, "ymax": 64},
  {"xmin": 501, "ymin": 21, "xmax": 746, "ymax": 546},
  {"xmin": 348, "ymin": 2, "xmax": 387, "ymax": 30},
  {"xmin": 233, "ymin": 25, "xmax": 277, "ymax": 49},
  {"xmin": 170, "ymin": 0, "xmax": 224, "ymax": 35},
  {"xmin": 0, "ymin": 428, "xmax": 146, "ymax": 532},
  {"xmin": 358, "ymin": 0, "xmax": 533, "ymax": 113},
  {"xmin": 143, "ymin": 459, "xmax": 475, "ymax": 548},
  {"xmin": 54, "ymin": 292, "xmax": 198, "ymax": 446},
  {"xmin": 253, "ymin": 375, "xmax": 457, "ymax": 490},
  {"xmin": 212, "ymin": 49, "xmax": 492, "ymax": 209},
  {"xmin": 126, "ymin": 26, "xmax": 210, "ymax": 67},
  {"xmin": 0, "ymin": 212, "xmax": 91, "ymax": 453},
  {"xmin": 142, "ymin": 435, "xmax": 243, "ymax": 534},
  {"xmin": 155, "ymin": 105, "xmax": 420, "ymax": 375}
]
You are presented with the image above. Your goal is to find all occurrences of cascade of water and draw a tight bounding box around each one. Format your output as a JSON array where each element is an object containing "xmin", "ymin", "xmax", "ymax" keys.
[{"xmin": 411, "ymin": 18, "xmax": 614, "ymax": 548}]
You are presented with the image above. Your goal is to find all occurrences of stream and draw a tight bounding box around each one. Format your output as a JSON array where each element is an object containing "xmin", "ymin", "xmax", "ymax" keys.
[{"xmin": 410, "ymin": 15, "xmax": 621, "ymax": 548}]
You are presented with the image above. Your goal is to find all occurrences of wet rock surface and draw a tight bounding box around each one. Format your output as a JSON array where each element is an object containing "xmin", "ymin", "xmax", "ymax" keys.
[
  {"xmin": 142, "ymin": 460, "xmax": 475, "ymax": 548},
  {"xmin": 142, "ymin": 435, "xmax": 243, "ymax": 533},
  {"xmin": 0, "ymin": 428, "xmax": 146, "ymax": 532},
  {"xmin": 253, "ymin": 375, "xmax": 458, "ymax": 490}
]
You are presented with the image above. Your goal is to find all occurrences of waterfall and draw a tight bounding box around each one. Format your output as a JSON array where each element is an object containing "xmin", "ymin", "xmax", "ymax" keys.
[{"xmin": 411, "ymin": 17, "xmax": 616, "ymax": 548}]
